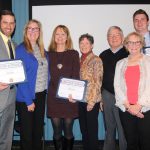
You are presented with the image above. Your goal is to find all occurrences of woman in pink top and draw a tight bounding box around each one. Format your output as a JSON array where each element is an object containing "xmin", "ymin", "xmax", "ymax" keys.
[{"xmin": 114, "ymin": 32, "xmax": 150, "ymax": 150}]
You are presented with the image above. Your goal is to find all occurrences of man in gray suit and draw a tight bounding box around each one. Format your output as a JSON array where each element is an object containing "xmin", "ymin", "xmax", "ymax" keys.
[{"xmin": 0, "ymin": 10, "xmax": 16, "ymax": 150}]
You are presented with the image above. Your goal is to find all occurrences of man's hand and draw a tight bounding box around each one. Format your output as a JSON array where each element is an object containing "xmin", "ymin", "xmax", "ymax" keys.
[{"xmin": 0, "ymin": 82, "xmax": 8, "ymax": 91}]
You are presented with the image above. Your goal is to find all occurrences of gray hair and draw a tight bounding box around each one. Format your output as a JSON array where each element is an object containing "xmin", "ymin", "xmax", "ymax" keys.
[{"xmin": 107, "ymin": 26, "xmax": 124, "ymax": 37}]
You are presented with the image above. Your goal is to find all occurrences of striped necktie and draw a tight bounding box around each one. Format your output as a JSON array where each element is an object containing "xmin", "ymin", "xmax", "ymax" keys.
[{"xmin": 7, "ymin": 40, "xmax": 14, "ymax": 59}]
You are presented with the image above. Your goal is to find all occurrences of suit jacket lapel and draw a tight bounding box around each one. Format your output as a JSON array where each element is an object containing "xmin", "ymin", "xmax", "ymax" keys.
[{"xmin": 0, "ymin": 35, "xmax": 9, "ymax": 60}]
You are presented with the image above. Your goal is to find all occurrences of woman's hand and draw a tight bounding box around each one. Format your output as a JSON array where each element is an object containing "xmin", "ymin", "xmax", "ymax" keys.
[
  {"xmin": 135, "ymin": 111, "xmax": 144, "ymax": 118},
  {"xmin": 124, "ymin": 100, "xmax": 130, "ymax": 110},
  {"xmin": 128, "ymin": 104, "xmax": 141, "ymax": 115},
  {"xmin": 99, "ymin": 101, "xmax": 103, "ymax": 111},
  {"xmin": 87, "ymin": 104, "xmax": 93, "ymax": 111},
  {"xmin": 27, "ymin": 103, "xmax": 35, "ymax": 112},
  {"xmin": 68, "ymin": 94, "xmax": 76, "ymax": 103},
  {"xmin": 127, "ymin": 104, "xmax": 144, "ymax": 118}
]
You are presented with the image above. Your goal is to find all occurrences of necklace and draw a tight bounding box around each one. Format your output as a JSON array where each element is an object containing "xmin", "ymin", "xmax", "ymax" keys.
[
  {"xmin": 56, "ymin": 51, "xmax": 65, "ymax": 70},
  {"xmin": 57, "ymin": 63, "xmax": 63, "ymax": 69}
]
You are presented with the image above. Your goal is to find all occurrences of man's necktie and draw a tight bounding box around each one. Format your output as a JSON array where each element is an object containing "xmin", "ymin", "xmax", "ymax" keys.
[{"xmin": 7, "ymin": 40, "xmax": 14, "ymax": 59}]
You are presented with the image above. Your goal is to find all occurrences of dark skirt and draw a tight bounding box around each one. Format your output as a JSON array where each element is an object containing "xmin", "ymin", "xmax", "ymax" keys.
[{"xmin": 47, "ymin": 92, "xmax": 78, "ymax": 118}]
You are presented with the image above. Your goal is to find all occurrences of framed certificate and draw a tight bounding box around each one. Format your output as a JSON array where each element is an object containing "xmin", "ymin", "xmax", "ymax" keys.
[
  {"xmin": 0, "ymin": 59, "xmax": 27, "ymax": 84},
  {"xmin": 56, "ymin": 77, "xmax": 87, "ymax": 102}
]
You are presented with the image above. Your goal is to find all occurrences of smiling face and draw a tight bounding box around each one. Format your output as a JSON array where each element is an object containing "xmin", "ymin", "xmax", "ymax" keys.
[
  {"xmin": 0, "ymin": 15, "xmax": 15, "ymax": 37},
  {"xmin": 26, "ymin": 22, "xmax": 40, "ymax": 44},
  {"xmin": 79, "ymin": 37, "xmax": 93, "ymax": 54},
  {"xmin": 125, "ymin": 34, "xmax": 142, "ymax": 56},
  {"xmin": 54, "ymin": 27, "xmax": 67, "ymax": 46},
  {"xmin": 133, "ymin": 14, "xmax": 149, "ymax": 34},
  {"xmin": 107, "ymin": 28, "xmax": 123, "ymax": 51}
]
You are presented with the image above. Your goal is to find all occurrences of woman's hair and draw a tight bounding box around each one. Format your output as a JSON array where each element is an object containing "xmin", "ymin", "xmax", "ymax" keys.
[
  {"xmin": 79, "ymin": 33, "xmax": 94, "ymax": 44},
  {"xmin": 48, "ymin": 25, "xmax": 73, "ymax": 51},
  {"xmin": 123, "ymin": 32, "xmax": 145, "ymax": 48},
  {"xmin": 23, "ymin": 19, "xmax": 45, "ymax": 57}
]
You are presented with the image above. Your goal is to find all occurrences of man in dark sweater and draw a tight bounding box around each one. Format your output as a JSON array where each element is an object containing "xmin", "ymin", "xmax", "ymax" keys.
[{"xmin": 100, "ymin": 26, "xmax": 128, "ymax": 150}]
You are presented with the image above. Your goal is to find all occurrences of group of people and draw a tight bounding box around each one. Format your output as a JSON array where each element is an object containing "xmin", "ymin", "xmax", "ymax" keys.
[
  {"xmin": 0, "ymin": 8, "xmax": 150, "ymax": 150},
  {"xmin": 101, "ymin": 9, "xmax": 150, "ymax": 150}
]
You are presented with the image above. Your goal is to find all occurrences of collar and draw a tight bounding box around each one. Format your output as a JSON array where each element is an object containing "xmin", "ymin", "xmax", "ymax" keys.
[
  {"xmin": 110, "ymin": 45, "xmax": 123, "ymax": 54},
  {"xmin": 0, "ymin": 31, "xmax": 10, "ymax": 42},
  {"xmin": 81, "ymin": 50, "xmax": 92, "ymax": 58}
]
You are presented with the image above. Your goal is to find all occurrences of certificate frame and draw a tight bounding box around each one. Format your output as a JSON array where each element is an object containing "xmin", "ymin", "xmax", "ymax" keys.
[
  {"xmin": 0, "ymin": 59, "xmax": 27, "ymax": 84},
  {"xmin": 56, "ymin": 77, "xmax": 87, "ymax": 102}
]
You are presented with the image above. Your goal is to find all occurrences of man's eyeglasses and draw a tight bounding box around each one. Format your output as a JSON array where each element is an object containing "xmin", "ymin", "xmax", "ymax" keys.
[
  {"xmin": 127, "ymin": 41, "xmax": 141, "ymax": 46},
  {"xmin": 27, "ymin": 27, "xmax": 40, "ymax": 33}
]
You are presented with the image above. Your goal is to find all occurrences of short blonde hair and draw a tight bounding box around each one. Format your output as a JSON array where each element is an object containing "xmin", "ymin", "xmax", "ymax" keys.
[{"xmin": 123, "ymin": 32, "xmax": 145, "ymax": 48}]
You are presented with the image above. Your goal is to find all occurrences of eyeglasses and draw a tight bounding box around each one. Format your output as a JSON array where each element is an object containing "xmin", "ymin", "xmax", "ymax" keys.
[
  {"xmin": 126, "ymin": 41, "xmax": 141, "ymax": 46},
  {"xmin": 27, "ymin": 27, "xmax": 40, "ymax": 33}
]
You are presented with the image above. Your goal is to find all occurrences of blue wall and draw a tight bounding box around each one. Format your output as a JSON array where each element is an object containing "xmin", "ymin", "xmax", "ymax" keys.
[
  {"xmin": 12, "ymin": 0, "xmax": 29, "ymax": 44},
  {"xmin": 12, "ymin": 0, "xmax": 106, "ymax": 140},
  {"xmin": 44, "ymin": 112, "xmax": 105, "ymax": 140}
]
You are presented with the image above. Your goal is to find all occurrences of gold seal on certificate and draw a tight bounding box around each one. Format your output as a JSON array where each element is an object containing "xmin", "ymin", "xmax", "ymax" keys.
[
  {"xmin": 56, "ymin": 77, "xmax": 87, "ymax": 102},
  {"xmin": 0, "ymin": 60, "xmax": 26, "ymax": 84}
]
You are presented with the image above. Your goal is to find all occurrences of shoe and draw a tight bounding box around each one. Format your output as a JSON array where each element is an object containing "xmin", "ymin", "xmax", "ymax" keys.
[
  {"xmin": 63, "ymin": 137, "xmax": 74, "ymax": 150},
  {"xmin": 53, "ymin": 137, "xmax": 63, "ymax": 150}
]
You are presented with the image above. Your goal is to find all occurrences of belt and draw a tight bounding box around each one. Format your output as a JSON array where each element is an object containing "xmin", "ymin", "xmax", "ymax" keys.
[{"xmin": 10, "ymin": 85, "xmax": 14, "ymax": 89}]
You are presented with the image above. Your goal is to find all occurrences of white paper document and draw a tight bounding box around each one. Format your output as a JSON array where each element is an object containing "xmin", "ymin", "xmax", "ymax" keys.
[
  {"xmin": 0, "ymin": 60, "xmax": 26, "ymax": 84},
  {"xmin": 56, "ymin": 77, "xmax": 87, "ymax": 102}
]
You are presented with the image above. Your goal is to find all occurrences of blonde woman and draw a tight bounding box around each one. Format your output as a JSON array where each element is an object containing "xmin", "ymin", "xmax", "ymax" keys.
[
  {"xmin": 114, "ymin": 32, "xmax": 150, "ymax": 150},
  {"xmin": 47, "ymin": 25, "xmax": 80, "ymax": 150},
  {"xmin": 16, "ymin": 19, "xmax": 49, "ymax": 150}
]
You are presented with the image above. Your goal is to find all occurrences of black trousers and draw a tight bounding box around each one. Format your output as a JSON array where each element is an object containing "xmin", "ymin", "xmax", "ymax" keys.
[
  {"xmin": 119, "ymin": 110, "xmax": 150, "ymax": 150},
  {"xmin": 79, "ymin": 102, "xmax": 100, "ymax": 150},
  {"xmin": 16, "ymin": 91, "xmax": 46, "ymax": 150}
]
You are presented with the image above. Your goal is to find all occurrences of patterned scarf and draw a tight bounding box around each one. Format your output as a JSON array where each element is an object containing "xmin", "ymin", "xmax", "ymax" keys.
[{"xmin": 80, "ymin": 51, "xmax": 92, "ymax": 66}]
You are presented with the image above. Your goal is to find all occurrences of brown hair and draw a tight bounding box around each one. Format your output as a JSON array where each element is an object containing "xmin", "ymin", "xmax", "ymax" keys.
[
  {"xmin": 79, "ymin": 33, "xmax": 94, "ymax": 44},
  {"xmin": 48, "ymin": 25, "xmax": 73, "ymax": 51},
  {"xmin": 133, "ymin": 9, "xmax": 149, "ymax": 21},
  {"xmin": 0, "ymin": 10, "xmax": 16, "ymax": 22}
]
